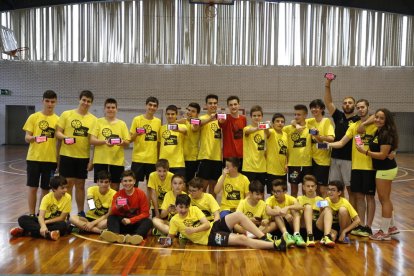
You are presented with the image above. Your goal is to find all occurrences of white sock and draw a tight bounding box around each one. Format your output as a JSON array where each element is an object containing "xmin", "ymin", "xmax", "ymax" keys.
[
  {"xmin": 390, "ymin": 211, "xmax": 395, "ymax": 227},
  {"xmin": 294, "ymin": 232, "xmax": 300, "ymax": 236},
  {"xmin": 380, "ymin": 218, "xmax": 391, "ymax": 233}
]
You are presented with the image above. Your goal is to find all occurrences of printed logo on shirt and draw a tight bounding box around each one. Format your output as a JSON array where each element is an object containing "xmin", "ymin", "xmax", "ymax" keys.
[
  {"xmin": 162, "ymin": 130, "xmax": 178, "ymax": 146},
  {"xmin": 184, "ymin": 219, "xmax": 197, "ymax": 227},
  {"xmin": 211, "ymin": 123, "xmax": 222, "ymax": 139},
  {"xmin": 157, "ymin": 186, "xmax": 167, "ymax": 201},
  {"xmin": 101, "ymin": 128, "xmax": 120, "ymax": 140},
  {"xmin": 254, "ymin": 134, "xmax": 265, "ymax": 151},
  {"xmin": 245, "ymin": 211, "xmax": 254, "ymax": 218},
  {"xmin": 143, "ymin": 124, "xmax": 158, "ymax": 141},
  {"xmin": 38, "ymin": 120, "xmax": 56, "ymax": 138},
  {"xmin": 233, "ymin": 128, "xmax": 243, "ymax": 140},
  {"xmin": 278, "ymin": 139, "xmax": 287, "ymax": 155},
  {"xmin": 47, "ymin": 204, "xmax": 62, "ymax": 219},
  {"xmin": 291, "ymin": 132, "xmax": 306, "ymax": 148},
  {"xmin": 362, "ymin": 134, "xmax": 374, "ymax": 145},
  {"xmin": 71, "ymin": 119, "xmax": 89, "ymax": 137},
  {"xmin": 94, "ymin": 199, "xmax": 109, "ymax": 217},
  {"xmin": 201, "ymin": 209, "xmax": 212, "ymax": 218},
  {"xmin": 225, "ymin": 184, "xmax": 241, "ymax": 200}
]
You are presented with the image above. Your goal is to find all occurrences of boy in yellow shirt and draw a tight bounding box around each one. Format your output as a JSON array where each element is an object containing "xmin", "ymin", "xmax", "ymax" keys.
[
  {"xmin": 152, "ymin": 175, "xmax": 186, "ymax": 235},
  {"xmin": 265, "ymin": 179, "xmax": 305, "ymax": 247},
  {"xmin": 147, "ymin": 159, "xmax": 175, "ymax": 218},
  {"xmin": 188, "ymin": 177, "xmax": 220, "ymax": 222}
]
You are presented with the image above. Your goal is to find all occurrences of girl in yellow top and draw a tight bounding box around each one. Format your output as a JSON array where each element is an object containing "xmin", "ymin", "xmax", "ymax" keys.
[{"xmin": 89, "ymin": 98, "xmax": 130, "ymax": 191}]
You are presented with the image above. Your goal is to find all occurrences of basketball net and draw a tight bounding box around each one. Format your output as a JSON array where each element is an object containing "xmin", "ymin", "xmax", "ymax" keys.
[{"xmin": 4, "ymin": 47, "xmax": 29, "ymax": 59}]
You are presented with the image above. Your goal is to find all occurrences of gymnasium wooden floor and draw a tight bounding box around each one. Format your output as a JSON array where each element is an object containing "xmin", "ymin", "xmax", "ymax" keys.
[{"xmin": 1, "ymin": 145, "xmax": 413, "ymax": 275}]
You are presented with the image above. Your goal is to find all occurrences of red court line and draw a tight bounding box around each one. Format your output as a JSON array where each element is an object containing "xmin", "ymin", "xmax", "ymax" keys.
[{"xmin": 121, "ymin": 239, "xmax": 146, "ymax": 276}]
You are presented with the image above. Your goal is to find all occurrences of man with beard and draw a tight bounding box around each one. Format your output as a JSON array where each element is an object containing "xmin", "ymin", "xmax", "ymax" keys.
[{"xmin": 324, "ymin": 77, "xmax": 360, "ymax": 206}]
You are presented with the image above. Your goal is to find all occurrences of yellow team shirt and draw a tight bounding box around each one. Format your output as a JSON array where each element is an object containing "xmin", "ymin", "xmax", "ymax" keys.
[
  {"xmin": 283, "ymin": 125, "xmax": 312, "ymax": 167},
  {"xmin": 58, "ymin": 109, "xmax": 97, "ymax": 158},
  {"xmin": 159, "ymin": 124, "xmax": 187, "ymax": 168},
  {"xmin": 23, "ymin": 111, "xmax": 59, "ymax": 162},
  {"xmin": 197, "ymin": 114, "xmax": 222, "ymax": 161},
  {"xmin": 236, "ymin": 199, "xmax": 269, "ymax": 220},
  {"xmin": 161, "ymin": 191, "xmax": 187, "ymax": 220},
  {"xmin": 147, "ymin": 171, "xmax": 174, "ymax": 207},
  {"xmin": 183, "ymin": 120, "xmax": 200, "ymax": 161},
  {"xmin": 89, "ymin": 118, "xmax": 130, "ymax": 166},
  {"xmin": 39, "ymin": 192, "xmax": 72, "ymax": 219},
  {"xmin": 297, "ymin": 195, "xmax": 324, "ymax": 221},
  {"xmin": 190, "ymin": 193, "xmax": 220, "ymax": 221},
  {"xmin": 345, "ymin": 121, "xmax": 377, "ymax": 170},
  {"xmin": 218, "ymin": 173, "xmax": 250, "ymax": 211},
  {"xmin": 169, "ymin": 206, "xmax": 211, "ymax": 245},
  {"xmin": 265, "ymin": 194, "xmax": 297, "ymax": 215},
  {"xmin": 86, "ymin": 186, "xmax": 116, "ymax": 220},
  {"xmin": 267, "ymin": 129, "xmax": 288, "ymax": 176},
  {"xmin": 326, "ymin": 197, "xmax": 358, "ymax": 223},
  {"xmin": 306, "ymin": 118, "xmax": 335, "ymax": 166},
  {"xmin": 242, "ymin": 126, "xmax": 266, "ymax": 173},
  {"xmin": 130, "ymin": 115, "xmax": 161, "ymax": 164}
]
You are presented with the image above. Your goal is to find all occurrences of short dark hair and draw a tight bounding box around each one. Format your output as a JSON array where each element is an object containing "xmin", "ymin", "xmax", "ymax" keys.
[
  {"xmin": 79, "ymin": 90, "xmax": 94, "ymax": 102},
  {"xmin": 166, "ymin": 105, "xmax": 178, "ymax": 114},
  {"xmin": 250, "ymin": 105, "xmax": 263, "ymax": 116},
  {"xmin": 356, "ymin": 99, "xmax": 369, "ymax": 106},
  {"xmin": 188, "ymin": 177, "xmax": 203, "ymax": 190},
  {"xmin": 104, "ymin": 98, "xmax": 117, "ymax": 107},
  {"xmin": 205, "ymin": 94, "xmax": 218, "ymax": 103},
  {"xmin": 226, "ymin": 157, "xmax": 240, "ymax": 170},
  {"xmin": 188, "ymin": 102, "xmax": 201, "ymax": 114},
  {"xmin": 272, "ymin": 113, "xmax": 285, "ymax": 123},
  {"xmin": 249, "ymin": 180, "xmax": 264, "ymax": 193},
  {"xmin": 227, "ymin": 96, "xmax": 240, "ymax": 105},
  {"xmin": 155, "ymin": 159, "xmax": 170, "ymax": 170},
  {"xmin": 50, "ymin": 175, "xmax": 67, "ymax": 190},
  {"xmin": 309, "ymin": 99, "xmax": 325, "ymax": 116},
  {"xmin": 172, "ymin": 174, "xmax": 186, "ymax": 184},
  {"xmin": 294, "ymin": 104, "xmax": 308, "ymax": 114},
  {"xmin": 97, "ymin": 170, "xmax": 111, "ymax": 181},
  {"xmin": 328, "ymin": 180, "xmax": 345, "ymax": 195},
  {"xmin": 303, "ymin": 174, "xmax": 317, "ymax": 185},
  {"xmin": 43, "ymin": 90, "xmax": 57, "ymax": 99},
  {"xmin": 176, "ymin": 194, "xmax": 191, "ymax": 206},
  {"xmin": 146, "ymin": 96, "xmax": 159, "ymax": 106},
  {"xmin": 121, "ymin": 170, "xmax": 136, "ymax": 180},
  {"xmin": 271, "ymin": 179, "xmax": 287, "ymax": 191}
]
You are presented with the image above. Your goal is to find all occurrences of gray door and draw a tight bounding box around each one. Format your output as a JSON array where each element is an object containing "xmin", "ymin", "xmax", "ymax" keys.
[{"xmin": 6, "ymin": 105, "xmax": 35, "ymax": 145}]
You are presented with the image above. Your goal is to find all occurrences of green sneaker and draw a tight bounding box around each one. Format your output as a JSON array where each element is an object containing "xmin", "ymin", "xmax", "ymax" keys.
[
  {"xmin": 293, "ymin": 233, "xmax": 306, "ymax": 248},
  {"xmin": 260, "ymin": 233, "xmax": 274, "ymax": 242},
  {"xmin": 152, "ymin": 228, "xmax": 162, "ymax": 236},
  {"xmin": 350, "ymin": 225, "xmax": 367, "ymax": 237},
  {"xmin": 306, "ymin": 234, "xmax": 315, "ymax": 247},
  {"xmin": 320, "ymin": 235, "xmax": 335, "ymax": 248},
  {"xmin": 283, "ymin": 232, "xmax": 296, "ymax": 247}
]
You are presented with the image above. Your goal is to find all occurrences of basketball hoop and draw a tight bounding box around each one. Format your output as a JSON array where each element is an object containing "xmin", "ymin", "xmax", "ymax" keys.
[{"xmin": 4, "ymin": 47, "xmax": 29, "ymax": 59}]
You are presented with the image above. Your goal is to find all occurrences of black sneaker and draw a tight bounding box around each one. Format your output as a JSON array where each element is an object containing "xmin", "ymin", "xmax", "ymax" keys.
[{"xmin": 274, "ymin": 237, "xmax": 287, "ymax": 252}]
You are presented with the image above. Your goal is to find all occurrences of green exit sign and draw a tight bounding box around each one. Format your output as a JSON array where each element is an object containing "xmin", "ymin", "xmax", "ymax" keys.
[{"xmin": 1, "ymin": 89, "xmax": 11, "ymax": 95}]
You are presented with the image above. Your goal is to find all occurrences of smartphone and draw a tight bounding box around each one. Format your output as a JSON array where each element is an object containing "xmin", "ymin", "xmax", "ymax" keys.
[
  {"xmin": 136, "ymin": 127, "xmax": 146, "ymax": 134},
  {"xmin": 309, "ymin": 129, "xmax": 319, "ymax": 135},
  {"xmin": 190, "ymin": 118, "xmax": 201, "ymax": 125},
  {"xmin": 116, "ymin": 197, "xmax": 127, "ymax": 206},
  {"xmin": 64, "ymin": 137, "xmax": 76, "ymax": 145},
  {"xmin": 217, "ymin": 113, "xmax": 227, "ymax": 120},
  {"xmin": 109, "ymin": 137, "xmax": 122, "ymax": 145},
  {"xmin": 317, "ymin": 143, "xmax": 328, "ymax": 149},
  {"xmin": 158, "ymin": 236, "xmax": 172, "ymax": 246},
  {"xmin": 87, "ymin": 198, "xmax": 96, "ymax": 210},
  {"xmin": 324, "ymin": 72, "xmax": 336, "ymax": 80},
  {"xmin": 355, "ymin": 135, "xmax": 363, "ymax": 146},
  {"xmin": 167, "ymin": 124, "xmax": 178, "ymax": 131},
  {"xmin": 258, "ymin": 122, "xmax": 270, "ymax": 129},
  {"xmin": 35, "ymin": 136, "xmax": 47, "ymax": 143},
  {"xmin": 316, "ymin": 200, "xmax": 329, "ymax": 208}
]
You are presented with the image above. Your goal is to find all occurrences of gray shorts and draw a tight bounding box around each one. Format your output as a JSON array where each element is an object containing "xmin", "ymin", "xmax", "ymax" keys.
[{"xmin": 329, "ymin": 158, "xmax": 352, "ymax": 187}]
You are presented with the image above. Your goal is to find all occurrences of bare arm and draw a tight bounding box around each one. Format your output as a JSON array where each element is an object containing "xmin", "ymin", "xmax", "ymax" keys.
[
  {"xmin": 329, "ymin": 134, "xmax": 351, "ymax": 149},
  {"xmin": 55, "ymin": 126, "xmax": 66, "ymax": 140},
  {"xmin": 149, "ymin": 188, "xmax": 160, "ymax": 218},
  {"xmin": 89, "ymin": 134, "xmax": 107, "ymax": 146},
  {"xmin": 214, "ymin": 169, "xmax": 228, "ymax": 195},
  {"xmin": 324, "ymin": 78, "xmax": 336, "ymax": 116},
  {"xmin": 25, "ymin": 131, "xmax": 35, "ymax": 143}
]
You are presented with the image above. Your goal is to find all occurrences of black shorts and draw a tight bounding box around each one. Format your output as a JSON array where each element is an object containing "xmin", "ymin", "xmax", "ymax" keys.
[
  {"xmin": 207, "ymin": 217, "xmax": 231, "ymax": 246},
  {"xmin": 26, "ymin": 160, "xmax": 57, "ymax": 189},
  {"xmin": 312, "ymin": 160, "xmax": 330, "ymax": 186},
  {"xmin": 131, "ymin": 162, "xmax": 155, "ymax": 182},
  {"xmin": 242, "ymin": 171, "xmax": 268, "ymax": 191},
  {"xmin": 170, "ymin": 167, "xmax": 186, "ymax": 179},
  {"xmin": 351, "ymin": 170, "xmax": 376, "ymax": 195},
  {"xmin": 332, "ymin": 222, "xmax": 340, "ymax": 233},
  {"xmin": 288, "ymin": 166, "xmax": 312, "ymax": 185},
  {"xmin": 93, "ymin": 164, "xmax": 124, "ymax": 183},
  {"xmin": 185, "ymin": 160, "xmax": 200, "ymax": 183},
  {"xmin": 266, "ymin": 174, "xmax": 287, "ymax": 193},
  {"xmin": 59, "ymin": 155, "xmax": 89, "ymax": 179},
  {"xmin": 197, "ymin": 160, "xmax": 222, "ymax": 181}
]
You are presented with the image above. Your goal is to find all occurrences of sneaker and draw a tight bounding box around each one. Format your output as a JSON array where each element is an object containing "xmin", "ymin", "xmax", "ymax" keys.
[
  {"xmin": 351, "ymin": 225, "xmax": 369, "ymax": 237},
  {"xmin": 320, "ymin": 235, "xmax": 335, "ymax": 248},
  {"xmin": 283, "ymin": 232, "xmax": 296, "ymax": 247},
  {"xmin": 293, "ymin": 233, "xmax": 306, "ymax": 248},
  {"xmin": 10, "ymin": 227, "xmax": 24, "ymax": 237},
  {"xmin": 100, "ymin": 230, "xmax": 125, "ymax": 243},
  {"xmin": 78, "ymin": 211, "xmax": 86, "ymax": 218},
  {"xmin": 152, "ymin": 228, "xmax": 162, "ymax": 236},
  {"xmin": 274, "ymin": 237, "xmax": 287, "ymax": 252},
  {"xmin": 369, "ymin": 230, "xmax": 391, "ymax": 241},
  {"xmin": 388, "ymin": 226, "xmax": 400, "ymax": 235},
  {"xmin": 125, "ymin": 234, "xmax": 143, "ymax": 245},
  {"xmin": 364, "ymin": 226, "xmax": 373, "ymax": 235},
  {"xmin": 259, "ymin": 233, "xmax": 273, "ymax": 242},
  {"xmin": 306, "ymin": 234, "xmax": 315, "ymax": 247},
  {"xmin": 47, "ymin": 230, "xmax": 60, "ymax": 241}
]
